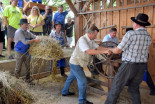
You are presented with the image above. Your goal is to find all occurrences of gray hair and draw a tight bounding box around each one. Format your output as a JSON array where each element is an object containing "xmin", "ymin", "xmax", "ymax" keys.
[{"xmin": 86, "ymin": 29, "xmax": 94, "ymax": 34}]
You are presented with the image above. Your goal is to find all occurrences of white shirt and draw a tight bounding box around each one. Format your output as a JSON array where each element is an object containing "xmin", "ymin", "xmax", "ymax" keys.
[{"xmin": 70, "ymin": 34, "xmax": 99, "ymax": 67}]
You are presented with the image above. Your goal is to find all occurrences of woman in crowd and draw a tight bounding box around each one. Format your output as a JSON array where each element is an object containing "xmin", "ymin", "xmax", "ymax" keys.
[{"xmin": 28, "ymin": 6, "xmax": 44, "ymax": 35}]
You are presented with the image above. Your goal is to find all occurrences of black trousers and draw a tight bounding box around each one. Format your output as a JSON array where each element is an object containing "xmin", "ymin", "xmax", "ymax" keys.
[{"xmin": 105, "ymin": 62, "xmax": 146, "ymax": 104}]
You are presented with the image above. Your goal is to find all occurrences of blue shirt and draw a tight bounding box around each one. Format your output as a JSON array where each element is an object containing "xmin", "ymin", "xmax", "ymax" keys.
[
  {"xmin": 102, "ymin": 34, "xmax": 119, "ymax": 44},
  {"xmin": 53, "ymin": 11, "xmax": 68, "ymax": 27},
  {"xmin": 32, "ymin": 0, "xmax": 42, "ymax": 2}
]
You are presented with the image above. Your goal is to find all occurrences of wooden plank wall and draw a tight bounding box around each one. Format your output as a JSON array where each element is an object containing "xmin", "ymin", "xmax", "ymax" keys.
[{"xmin": 75, "ymin": 0, "xmax": 155, "ymax": 80}]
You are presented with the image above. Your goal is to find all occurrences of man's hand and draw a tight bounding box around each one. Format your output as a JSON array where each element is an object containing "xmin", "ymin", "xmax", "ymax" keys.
[
  {"xmin": 107, "ymin": 50, "xmax": 112, "ymax": 55},
  {"xmin": 34, "ymin": 38, "xmax": 40, "ymax": 43}
]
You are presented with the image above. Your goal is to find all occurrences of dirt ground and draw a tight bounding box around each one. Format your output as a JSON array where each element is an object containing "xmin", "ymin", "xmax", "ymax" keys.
[{"xmin": 24, "ymin": 70, "xmax": 155, "ymax": 104}]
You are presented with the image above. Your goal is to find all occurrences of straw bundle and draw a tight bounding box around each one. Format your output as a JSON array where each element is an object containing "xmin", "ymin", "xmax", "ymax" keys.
[
  {"xmin": 0, "ymin": 71, "xmax": 33, "ymax": 104},
  {"xmin": 28, "ymin": 36, "xmax": 63, "ymax": 60}
]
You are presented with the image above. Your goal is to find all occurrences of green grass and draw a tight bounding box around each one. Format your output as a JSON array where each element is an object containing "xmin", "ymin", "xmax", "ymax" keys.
[{"xmin": 0, "ymin": 50, "xmax": 15, "ymax": 61}]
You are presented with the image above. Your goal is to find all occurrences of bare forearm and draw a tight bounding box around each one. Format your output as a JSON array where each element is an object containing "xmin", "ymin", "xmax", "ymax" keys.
[
  {"xmin": 109, "ymin": 47, "xmax": 122, "ymax": 54},
  {"xmin": 52, "ymin": 21, "xmax": 55, "ymax": 28},
  {"xmin": 86, "ymin": 49, "xmax": 107, "ymax": 55},
  {"xmin": 4, "ymin": 17, "xmax": 9, "ymax": 27}
]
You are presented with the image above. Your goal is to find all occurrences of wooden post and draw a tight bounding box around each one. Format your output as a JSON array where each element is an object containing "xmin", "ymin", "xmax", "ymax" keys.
[
  {"xmin": 66, "ymin": 0, "xmax": 78, "ymax": 16},
  {"xmin": 124, "ymin": 0, "xmax": 127, "ymax": 7},
  {"xmin": 74, "ymin": 0, "xmax": 84, "ymax": 43}
]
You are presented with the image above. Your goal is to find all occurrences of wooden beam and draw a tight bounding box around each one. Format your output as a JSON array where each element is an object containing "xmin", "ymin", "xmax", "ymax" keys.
[
  {"xmin": 66, "ymin": 0, "xmax": 78, "ymax": 16},
  {"xmin": 122, "ymin": 25, "xmax": 155, "ymax": 28},
  {"xmin": 99, "ymin": 25, "xmax": 116, "ymax": 30},
  {"xmin": 78, "ymin": 3, "xmax": 155, "ymax": 14},
  {"xmin": 81, "ymin": 0, "xmax": 94, "ymax": 12}
]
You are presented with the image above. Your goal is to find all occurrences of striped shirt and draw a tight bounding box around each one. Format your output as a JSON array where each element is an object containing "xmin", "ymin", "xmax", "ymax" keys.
[{"xmin": 117, "ymin": 28, "xmax": 152, "ymax": 63}]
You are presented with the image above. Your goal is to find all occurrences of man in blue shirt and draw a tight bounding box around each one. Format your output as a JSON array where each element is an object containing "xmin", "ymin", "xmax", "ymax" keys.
[
  {"xmin": 52, "ymin": 5, "xmax": 68, "ymax": 32},
  {"xmin": 102, "ymin": 28, "xmax": 119, "ymax": 46}
]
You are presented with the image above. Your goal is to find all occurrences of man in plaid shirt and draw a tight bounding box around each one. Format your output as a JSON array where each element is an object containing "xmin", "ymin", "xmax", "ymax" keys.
[{"xmin": 105, "ymin": 13, "xmax": 152, "ymax": 104}]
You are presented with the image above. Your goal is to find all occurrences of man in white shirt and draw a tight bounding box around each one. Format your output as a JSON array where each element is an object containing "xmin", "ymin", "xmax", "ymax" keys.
[{"xmin": 62, "ymin": 24, "xmax": 110, "ymax": 104}]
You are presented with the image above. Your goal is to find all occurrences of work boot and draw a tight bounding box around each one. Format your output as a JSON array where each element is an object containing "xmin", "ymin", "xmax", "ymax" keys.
[
  {"xmin": 62, "ymin": 92, "xmax": 75, "ymax": 96},
  {"xmin": 79, "ymin": 101, "xmax": 93, "ymax": 104},
  {"xmin": 150, "ymin": 90, "xmax": 155, "ymax": 96},
  {"xmin": 25, "ymin": 79, "xmax": 35, "ymax": 85}
]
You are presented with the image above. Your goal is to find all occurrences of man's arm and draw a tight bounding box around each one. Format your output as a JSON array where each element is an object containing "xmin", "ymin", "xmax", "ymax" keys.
[
  {"xmin": 86, "ymin": 49, "xmax": 109, "ymax": 55},
  {"xmin": 3, "ymin": 17, "xmax": 9, "ymax": 27},
  {"xmin": 52, "ymin": 20, "xmax": 55, "ymax": 29},
  {"xmin": 109, "ymin": 47, "xmax": 122, "ymax": 54}
]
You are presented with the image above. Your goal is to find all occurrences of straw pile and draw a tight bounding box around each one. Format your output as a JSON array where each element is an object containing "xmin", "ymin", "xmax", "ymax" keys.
[
  {"xmin": 28, "ymin": 36, "xmax": 63, "ymax": 60},
  {"xmin": 27, "ymin": 36, "xmax": 64, "ymax": 79},
  {"xmin": 0, "ymin": 71, "xmax": 33, "ymax": 104}
]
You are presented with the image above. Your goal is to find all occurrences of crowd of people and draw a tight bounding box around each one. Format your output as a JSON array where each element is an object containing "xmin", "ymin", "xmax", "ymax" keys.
[
  {"xmin": 0, "ymin": 0, "xmax": 74, "ymax": 59},
  {"xmin": 0, "ymin": 0, "xmax": 155, "ymax": 104}
]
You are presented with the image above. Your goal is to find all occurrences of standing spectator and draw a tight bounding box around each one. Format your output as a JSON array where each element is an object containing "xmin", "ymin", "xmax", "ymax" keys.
[
  {"xmin": 0, "ymin": 1, "xmax": 6, "ymax": 50},
  {"xmin": 65, "ymin": 17, "xmax": 74, "ymax": 47},
  {"xmin": 42, "ymin": 5, "xmax": 53, "ymax": 35},
  {"xmin": 3, "ymin": 0, "xmax": 23, "ymax": 59},
  {"xmin": 105, "ymin": 13, "xmax": 152, "ymax": 104},
  {"xmin": 0, "ymin": 1, "xmax": 3, "ymax": 13},
  {"xmin": 28, "ymin": 6, "xmax": 45, "ymax": 35},
  {"xmin": 0, "ymin": 4, "xmax": 5, "ymax": 57},
  {"xmin": 52, "ymin": 5, "xmax": 68, "ymax": 32}
]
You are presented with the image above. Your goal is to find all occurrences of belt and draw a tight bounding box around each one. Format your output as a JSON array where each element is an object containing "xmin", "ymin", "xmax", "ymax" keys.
[{"xmin": 123, "ymin": 61, "xmax": 146, "ymax": 64}]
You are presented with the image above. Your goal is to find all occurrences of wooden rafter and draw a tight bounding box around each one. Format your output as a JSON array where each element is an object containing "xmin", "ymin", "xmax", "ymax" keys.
[{"xmin": 66, "ymin": 0, "xmax": 78, "ymax": 16}]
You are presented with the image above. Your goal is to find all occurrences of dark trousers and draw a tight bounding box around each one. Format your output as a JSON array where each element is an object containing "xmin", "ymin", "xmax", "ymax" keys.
[
  {"xmin": 146, "ymin": 71, "xmax": 155, "ymax": 91},
  {"xmin": 105, "ymin": 62, "xmax": 146, "ymax": 104},
  {"xmin": 43, "ymin": 25, "xmax": 51, "ymax": 35}
]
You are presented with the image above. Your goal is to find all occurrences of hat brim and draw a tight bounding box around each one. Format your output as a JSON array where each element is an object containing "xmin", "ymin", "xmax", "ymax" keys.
[
  {"xmin": 19, "ymin": 23, "xmax": 30, "ymax": 25},
  {"xmin": 55, "ymin": 23, "xmax": 62, "ymax": 26},
  {"xmin": 131, "ymin": 17, "xmax": 151, "ymax": 26}
]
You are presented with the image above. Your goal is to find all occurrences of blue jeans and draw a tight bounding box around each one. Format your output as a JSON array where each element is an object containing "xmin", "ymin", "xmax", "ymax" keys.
[{"xmin": 62, "ymin": 63, "xmax": 87, "ymax": 103}]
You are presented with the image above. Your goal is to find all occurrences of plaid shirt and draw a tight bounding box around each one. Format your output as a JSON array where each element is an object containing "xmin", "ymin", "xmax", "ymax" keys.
[{"xmin": 117, "ymin": 28, "xmax": 152, "ymax": 63}]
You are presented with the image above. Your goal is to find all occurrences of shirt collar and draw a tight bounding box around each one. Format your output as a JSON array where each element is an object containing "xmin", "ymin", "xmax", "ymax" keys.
[
  {"xmin": 108, "ymin": 34, "xmax": 112, "ymax": 38},
  {"xmin": 55, "ymin": 31, "xmax": 62, "ymax": 35},
  {"xmin": 85, "ymin": 34, "xmax": 91, "ymax": 42},
  {"xmin": 135, "ymin": 27, "xmax": 146, "ymax": 30},
  {"xmin": 20, "ymin": 28, "xmax": 25, "ymax": 32}
]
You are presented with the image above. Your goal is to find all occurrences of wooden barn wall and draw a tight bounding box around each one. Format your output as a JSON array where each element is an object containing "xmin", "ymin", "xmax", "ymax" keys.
[{"xmin": 75, "ymin": 0, "xmax": 155, "ymax": 80}]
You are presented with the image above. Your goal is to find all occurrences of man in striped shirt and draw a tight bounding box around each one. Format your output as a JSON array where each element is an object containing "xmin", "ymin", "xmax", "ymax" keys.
[{"xmin": 105, "ymin": 13, "xmax": 152, "ymax": 104}]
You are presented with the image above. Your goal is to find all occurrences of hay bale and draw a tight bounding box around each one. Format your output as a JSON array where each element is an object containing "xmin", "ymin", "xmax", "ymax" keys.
[
  {"xmin": 28, "ymin": 36, "xmax": 63, "ymax": 60},
  {"xmin": 0, "ymin": 71, "xmax": 33, "ymax": 104}
]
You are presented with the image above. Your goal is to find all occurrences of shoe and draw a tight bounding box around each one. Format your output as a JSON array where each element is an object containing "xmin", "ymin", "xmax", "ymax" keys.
[
  {"xmin": 150, "ymin": 90, "xmax": 155, "ymax": 96},
  {"xmin": 25, "ymin": 79, "xmax": 35, "ymax": 85},
  {"xmin": 0, "ymin": 55, "xmax": 5, "ymax": 57},
  {"xmin": 2, "ymin": 49, "xmax": 6, "ymax": 51},
  {"xmin": 79, "ymin": 101, "xmax": 93, "ymax": 104},
  {"xmin": 61, "ymin": 73, "xmax": 68, "ymax": 77},
  {"xmin": 8, "ymin": 55, "xmax": 14, "ymax": 59},
  {"xmin": 62, "ymin": 92, "xmax": 75, "ymax": 96}
]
